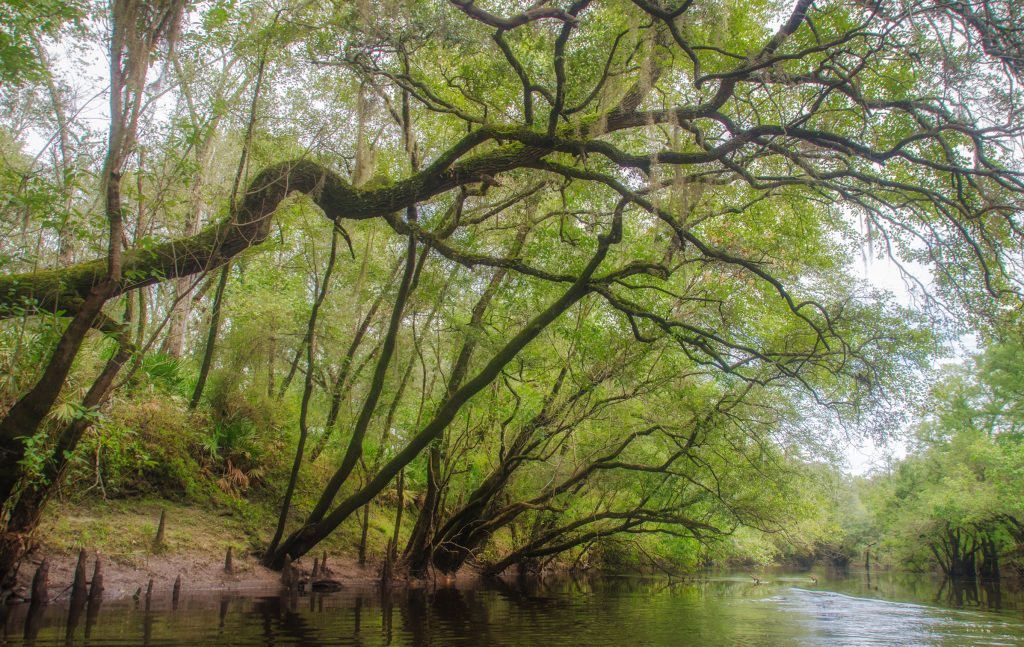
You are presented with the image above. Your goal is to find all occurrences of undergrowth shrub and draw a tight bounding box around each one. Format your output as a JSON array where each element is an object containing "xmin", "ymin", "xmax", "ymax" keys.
[
  {"xmin": 55, "ymin": 339, "xmax": 288, "ymax": 505},
  {"xmin": 68, "ymin": 396, "xmax": 207, "ymax": 500}
]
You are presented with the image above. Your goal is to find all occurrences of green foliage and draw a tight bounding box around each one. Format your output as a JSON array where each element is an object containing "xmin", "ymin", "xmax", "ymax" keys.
[
  {"xmin": 830, "ymin": 333, "xmax": 1024, "ymax": 575},
  {"xmin": 2, "ymin": 0, "xmax": 1022, "ymax": 576},
  {"xmin": 73, "ymin": 397, "xmax": 206, "ymax": 499},
  {"xmin": 0, "ymin": 314, "xmax": 66, "ymax": 409},
  {"xmin": 15, "ymin": 425, "xmax": 53, "ymax": 487},
  {"xmin": 0, "ymin": 0, "xmax": 82, "ymax": 85},
  {"xmin": 137, "ymin": 352, "xmax": 189, "ymax": 395}
]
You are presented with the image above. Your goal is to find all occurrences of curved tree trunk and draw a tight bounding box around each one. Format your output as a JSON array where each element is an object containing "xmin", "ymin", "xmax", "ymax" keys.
[
  {"xmin": 0, "ymin": 282, "xmax": 115, "ymax": 508},
  {"xmin": 931, "ymin": 526, "xmax": 980, "ymax": 580},
  {"xmin": 268, "ymin": 216, "xmax": 619, "ymax": 568},
  {"xmin": 266, "ymin": 227, "xmax": 343, "ymax": 558},
  {"xmin": 978, "ymin": 533, "xmax": 1000, "ymax": 581},
  {"xmin": 429, "ymin": 366, "xmax": 570, "ymax": 574},
  {"xmin": 188, "ymin": 263, "xmax": 230, "ymax": 409},
  {"xmin": 0, "ymin": 312, "xmax": 133, "ymax": 587},
  {"xmin": 402, "ymin": 229, "xmax": 526, "ymax": 576},
  {"xmin": 403, "ymin": 445, "xmax": 442, "ymax": 577}
]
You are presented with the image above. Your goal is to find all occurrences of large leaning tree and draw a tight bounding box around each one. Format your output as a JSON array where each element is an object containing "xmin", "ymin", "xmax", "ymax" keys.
[{"xmin": 0, "ymin": 0, "xmax": 1022, "ymax": 576}]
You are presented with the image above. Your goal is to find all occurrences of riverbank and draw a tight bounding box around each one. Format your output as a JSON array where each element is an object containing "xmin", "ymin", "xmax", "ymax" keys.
[{"xmin": 11, "ymin": 498, "xmax": 419, "ymax": 602}]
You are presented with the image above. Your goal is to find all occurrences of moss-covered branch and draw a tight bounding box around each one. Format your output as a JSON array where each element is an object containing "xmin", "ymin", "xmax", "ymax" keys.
[{"xmin": 0, "ymin": 141, "xmax": 547, "ymax": 320}]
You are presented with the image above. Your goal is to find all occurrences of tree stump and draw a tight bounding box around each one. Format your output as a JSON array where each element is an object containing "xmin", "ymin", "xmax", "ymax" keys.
[{"xmin": 224, "ymin": 546, "xmax": 233, "ymax": 574}]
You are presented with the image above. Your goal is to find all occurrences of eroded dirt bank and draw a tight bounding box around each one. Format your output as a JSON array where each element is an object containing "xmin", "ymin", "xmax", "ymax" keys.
[{"xmin": 7, "ymin": 499, "xmax": 478, "ymax": 603}]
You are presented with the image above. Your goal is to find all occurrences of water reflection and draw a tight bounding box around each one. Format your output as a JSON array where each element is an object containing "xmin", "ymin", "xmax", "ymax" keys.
[
  {"xmin": 0, "ymin": 572, "xmax": 1022, "ymax": 646},
  {"xmin": 934, "ymin": 577, "xmax": 1007, "ymax": 611}
]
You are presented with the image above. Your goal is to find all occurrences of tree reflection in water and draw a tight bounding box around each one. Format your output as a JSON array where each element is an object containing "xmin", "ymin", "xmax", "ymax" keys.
[{"xmin": 0, "ymin": 572, "xmax": 1022, "ymax": 645}]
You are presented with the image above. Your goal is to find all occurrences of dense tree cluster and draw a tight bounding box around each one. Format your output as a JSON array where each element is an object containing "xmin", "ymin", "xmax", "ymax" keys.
[
  {"xmin": 0, "ymin": 0, "xmax": 1021, "ymax": 587},
  {"xmin": 829, "ymin": 333, "xmax": 1024, "ymax": 580}
]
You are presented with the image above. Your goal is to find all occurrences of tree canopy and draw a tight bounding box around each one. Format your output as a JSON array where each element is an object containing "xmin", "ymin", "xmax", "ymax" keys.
[{"xmin": 0, "ymin": 0, "xmax": 1022, "ymax": 582}]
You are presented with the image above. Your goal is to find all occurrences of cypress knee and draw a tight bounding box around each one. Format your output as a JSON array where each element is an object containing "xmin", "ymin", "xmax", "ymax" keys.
[
  {"xmin": 281, "ymin": 555, "xmax": 294, "ymax": 589},
  {"xmin": 153, "ymin": 510, "xmax": 166, "ymax": 550},
  {"xmin": 30, "ymin": 559, "xmax": 48, "ymax": 605},
  {"xmin": 71, "ymin": 548, "xmax": 88, "ymax": 602},
  {"xmin": 90, "ymin": 555, "xmax": 104, "ymax": 599}
]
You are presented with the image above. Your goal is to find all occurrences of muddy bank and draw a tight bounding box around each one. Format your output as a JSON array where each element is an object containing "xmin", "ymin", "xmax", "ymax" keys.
[
  {"xmin": 10, "ymin": 548, "xmax": 395, "ymax": 603},
  {"xmin": 8, "ymin": 497, "xmax": 487, "ymax": 606},
  {"xmin": 10, "ymin": 548, "xmax": 485, "ymax": 605},
  {"xmin": 6, "ymin": 499, "xmax": 474, "ymax": 603}
]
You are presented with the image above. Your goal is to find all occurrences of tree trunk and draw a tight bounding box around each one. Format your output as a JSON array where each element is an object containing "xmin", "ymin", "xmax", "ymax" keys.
[
  {"xmin": 0, "ymin": 282, "xmax": 115, "ymax": 507},
  {"xmin": 296, "ymin": 220, "xmax": 421, "ymax": 533},
  {"xmin": 308, "ymin": 257, "xmax": 401, "ymax": 459},
  {"xmin": 403, "ymin": 444, "xmax": 442, "ymax": 577},
  {"xmin": 162, "ymin": 107, "xmax": 223, "ymax": 359},
  {"xmin": 934, "ymin": 526, "xmax": 979, "ymax": 580},
  {"xmin": 358, "ymin": 503, "xmax": 370, "ymax": 566},
  {"xmin": 978, "ymin": 534, "xmax": 1000, "ymax": 581},
  {"xmin": 0, "ymin": 314, "xmax": 132, "ymax": 586},
  {"xmin": 404, "ymin": 235, "xmax": 524, "ymax": 574},
  {"xmin": 266, "ymin": 228, "xmax": 342, "ymax": 559},
  {"xmin": 267, "ymin": 220, "xmax": 617, "ymax": 567},
  {"xmin": 189, "ymin": 263, "xmax": 230, "ymax": 409},
  {"xmin": 266, "ymin": 335, "xmax": 276, "ymax": 398},
  {"xmin": 190, "ymin": 49, "xmax": 267, "ymax": 408}
]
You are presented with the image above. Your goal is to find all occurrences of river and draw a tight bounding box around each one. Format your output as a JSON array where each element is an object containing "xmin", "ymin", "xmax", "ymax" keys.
[{"xmin": 2, "ymin": 571, "xmax": 1023, "ymax": 645}]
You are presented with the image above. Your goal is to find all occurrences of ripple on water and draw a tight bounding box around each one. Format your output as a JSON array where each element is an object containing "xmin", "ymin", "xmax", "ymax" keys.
[{"xmin": 765, "ymin": 588, "xmax": 1024, "ymax": 646}]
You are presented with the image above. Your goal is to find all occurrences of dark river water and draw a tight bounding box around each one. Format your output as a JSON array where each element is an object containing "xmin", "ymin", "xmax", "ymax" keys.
[{"xmin": 3, "ymin": 571, "xmax": 1024, "ymax": 646}]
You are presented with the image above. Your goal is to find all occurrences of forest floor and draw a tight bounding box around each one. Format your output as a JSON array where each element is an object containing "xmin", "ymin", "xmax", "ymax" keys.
[{"xmin": 12, "ymin": 498, "xmax": 420, "ymax": 601}]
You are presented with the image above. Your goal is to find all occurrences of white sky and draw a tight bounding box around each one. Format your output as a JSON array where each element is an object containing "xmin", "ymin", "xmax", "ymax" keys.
[{"xmin": 842, "ymin": 250, "xmax": 980, "ymax": 475}]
